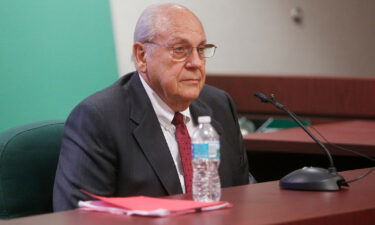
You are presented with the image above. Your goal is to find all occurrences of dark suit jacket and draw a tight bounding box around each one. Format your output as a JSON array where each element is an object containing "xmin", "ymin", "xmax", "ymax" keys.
[{"xmin": 53, "ymin": 72, "xmax": 250, "ymax": 211}]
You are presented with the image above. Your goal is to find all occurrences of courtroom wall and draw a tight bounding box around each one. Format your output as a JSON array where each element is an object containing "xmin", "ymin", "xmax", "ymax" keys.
[{"xmin": 110, "ymin": 0, "xmax": 375, "ymax": 76}]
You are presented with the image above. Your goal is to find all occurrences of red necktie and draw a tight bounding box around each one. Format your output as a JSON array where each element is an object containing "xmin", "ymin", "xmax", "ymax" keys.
[{"xmin": 172, "ymin": 112, "xmax": 193, "ymax": 194}]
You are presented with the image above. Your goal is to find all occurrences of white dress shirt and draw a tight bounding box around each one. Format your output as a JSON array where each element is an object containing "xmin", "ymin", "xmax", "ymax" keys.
[{"xmin": 139, "ymin": 75, "xmax": 197, "ymax": 193}]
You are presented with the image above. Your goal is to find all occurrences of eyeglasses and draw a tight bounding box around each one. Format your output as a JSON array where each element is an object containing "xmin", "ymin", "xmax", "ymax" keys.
[{"xmin": 144, "ymin": 42, "xmax": 217, "ymax": 61}]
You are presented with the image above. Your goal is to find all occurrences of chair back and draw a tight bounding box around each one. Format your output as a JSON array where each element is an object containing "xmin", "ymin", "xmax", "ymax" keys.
[{"xmin": 0, "ymin": 120, "xmax": 64, "ymax": 219}]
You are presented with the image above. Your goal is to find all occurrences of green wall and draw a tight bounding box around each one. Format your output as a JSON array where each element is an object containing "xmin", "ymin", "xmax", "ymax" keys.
[{"xmin": 0, "ymin": 0, "xmax": 118, "ymax": 132}]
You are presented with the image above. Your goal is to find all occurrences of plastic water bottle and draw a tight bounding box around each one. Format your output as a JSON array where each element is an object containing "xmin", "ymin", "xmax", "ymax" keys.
[{"xmin": 191, "ymin": 116, "xmax": 221, "ymax": 202}]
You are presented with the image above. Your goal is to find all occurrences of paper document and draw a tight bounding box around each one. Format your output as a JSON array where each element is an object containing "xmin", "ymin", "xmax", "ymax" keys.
[{"xmin": 79, "ymin": 190, "xmax": 232, "ymax": 217}]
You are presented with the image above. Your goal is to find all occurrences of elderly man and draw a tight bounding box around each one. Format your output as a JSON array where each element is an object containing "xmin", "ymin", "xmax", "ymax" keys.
[{"xmin": 53, "ymin": 3, "xmax": 253, "ymax": 211}]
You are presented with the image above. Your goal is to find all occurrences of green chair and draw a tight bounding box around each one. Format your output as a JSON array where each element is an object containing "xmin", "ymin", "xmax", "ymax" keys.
[{"xmin": 0, "ymin": 120, "xmax": 64, "ymax": 219}]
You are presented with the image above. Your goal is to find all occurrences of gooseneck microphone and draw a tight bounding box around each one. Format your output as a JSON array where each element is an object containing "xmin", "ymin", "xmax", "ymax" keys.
[{"xmin": 253, "ymin": 92, "xmax": 347, "ymax": 191}]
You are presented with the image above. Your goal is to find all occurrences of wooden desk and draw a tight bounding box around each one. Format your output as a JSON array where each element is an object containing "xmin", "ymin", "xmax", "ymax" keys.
[
  {"xmin": 244, "ymin": 120, "xmax": 375, "ymax": 157},
  {"xmin": 1, "ymin": 169, "xmax": 374, "ymax": 225}
]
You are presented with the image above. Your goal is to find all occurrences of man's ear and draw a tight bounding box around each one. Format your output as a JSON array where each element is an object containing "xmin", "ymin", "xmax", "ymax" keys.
[{"xmin": 133, "ymin": 42, "xmax": 147, "ymax": 73}]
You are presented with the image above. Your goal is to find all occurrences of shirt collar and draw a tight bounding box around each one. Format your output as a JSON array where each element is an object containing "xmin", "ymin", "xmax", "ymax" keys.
[{"xmin": 139, "ymin": 74, "xmax": 192, "ymax": 127}]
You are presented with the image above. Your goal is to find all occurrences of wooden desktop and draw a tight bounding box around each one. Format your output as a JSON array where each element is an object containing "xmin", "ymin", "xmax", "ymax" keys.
[
  {"xmin": 1, "ymin": 168, "xmax": 374, "ymax": 225},
  {"xmin": 244, "ymin": 120, "xmax": 375, "ymax": 157}
]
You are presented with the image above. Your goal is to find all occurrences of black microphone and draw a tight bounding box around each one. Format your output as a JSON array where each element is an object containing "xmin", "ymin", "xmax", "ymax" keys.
[
  {"xmin": 253, "ymin": 92, "xmax": 269, "ymax": 103},
  {"xmin": 253, "ymin": 92, "xmax": 347, "ymax": 191}
]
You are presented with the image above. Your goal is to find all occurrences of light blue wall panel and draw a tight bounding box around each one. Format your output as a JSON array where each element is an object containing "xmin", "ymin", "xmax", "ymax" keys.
[{"xmin": 0, "ymin": 0, "xmax": 117, "ymax": 131}]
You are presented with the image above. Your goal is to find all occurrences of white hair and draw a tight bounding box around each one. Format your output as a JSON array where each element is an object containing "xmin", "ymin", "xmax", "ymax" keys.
[
  {"xmin": 132, "ymin": 3, "xmax": 201, "ymax": 67},
  {"xmin": 134, "ymin": 4, "xmax": 157, "ymax": 42},
  {"xmin": 133, "ymin": 3, "xmax": 191, "ymax": 43}
]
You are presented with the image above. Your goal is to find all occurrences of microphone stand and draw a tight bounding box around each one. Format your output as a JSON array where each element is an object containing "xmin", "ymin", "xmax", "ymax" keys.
[{"xmin": 254, "ymin": 92, "xmax": 347, "ymax": 191}]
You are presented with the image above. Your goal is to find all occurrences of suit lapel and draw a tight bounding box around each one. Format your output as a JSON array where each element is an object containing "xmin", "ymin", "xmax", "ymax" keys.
[
  {"xmin": 127, "ymin": 73, "xmax": 182, "ymax": 195},
  {"xmin": 190, "ymin": 98, "xmax": 224, "ymax": 136}
]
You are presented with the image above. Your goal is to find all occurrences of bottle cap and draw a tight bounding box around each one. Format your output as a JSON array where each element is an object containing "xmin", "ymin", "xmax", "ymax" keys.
[{"xmin": 198, "ymin": 116, "xmax": 211, "ymax": 123}]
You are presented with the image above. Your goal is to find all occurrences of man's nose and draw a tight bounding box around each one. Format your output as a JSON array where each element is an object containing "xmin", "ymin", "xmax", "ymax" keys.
[{"xmin": 185, "ymin": 48, "xmax": 204, "ymax": 69}]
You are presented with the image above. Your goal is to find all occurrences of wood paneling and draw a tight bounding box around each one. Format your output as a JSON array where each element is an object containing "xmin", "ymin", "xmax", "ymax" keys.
[{"xmin": 206, "ymin": 74, "xmax": 375, "ymax": 119}]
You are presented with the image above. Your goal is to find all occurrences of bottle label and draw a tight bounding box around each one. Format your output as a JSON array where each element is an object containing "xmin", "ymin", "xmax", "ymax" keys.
[{"xmin": 192, "ymin": 142, "xmax": 220, "ymax": 159}]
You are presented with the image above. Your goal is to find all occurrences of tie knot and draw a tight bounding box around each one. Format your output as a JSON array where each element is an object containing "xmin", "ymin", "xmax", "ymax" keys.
[{"xmin": 172, "ymin": 112, "xmax": 184, "ymax": 126}]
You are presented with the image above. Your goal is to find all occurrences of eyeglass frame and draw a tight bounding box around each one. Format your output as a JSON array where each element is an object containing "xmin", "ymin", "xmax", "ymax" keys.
[{"xmin": 143, "ymin": 41, "xmax": 217, "ymax": 62}]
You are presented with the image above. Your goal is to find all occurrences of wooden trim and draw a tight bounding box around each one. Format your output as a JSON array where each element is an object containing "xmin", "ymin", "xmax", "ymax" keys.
[{"xmin": 206, "ymin": 74, "xmax": 375, "ymax": 119}]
